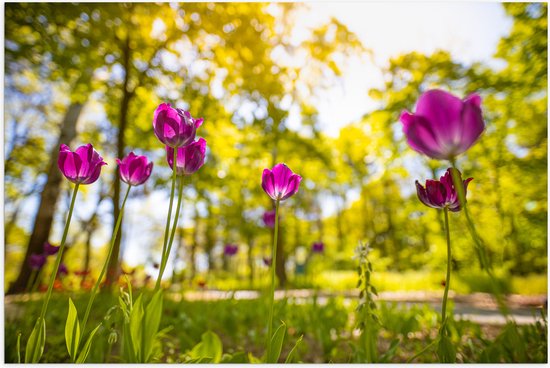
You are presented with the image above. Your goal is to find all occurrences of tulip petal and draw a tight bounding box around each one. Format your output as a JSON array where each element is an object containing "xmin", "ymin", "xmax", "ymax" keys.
[
  {"xmin": 261, "ymin": 169, "xmax": 276, "ymax": 200},
  {"xmin": 457, "ymin": 100, "xmax": 485, "ymax": 153},
  {"xmin": 416, "ymin": 89, "xmax": 463, "ymax": 145},
  {"xmin": 403, "ymin": 115, "xmax": 448, "ymax": 159},
  {"xmin": 272, "ymin": 163, "xmax": 293, "ymax": 195},
  {"xmin": 280, "ymin": 174, "xmax": 302, "ymax": 201}
]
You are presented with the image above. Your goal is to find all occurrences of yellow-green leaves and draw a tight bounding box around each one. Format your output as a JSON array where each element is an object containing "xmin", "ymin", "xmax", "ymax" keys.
[
  {"xmin": 188, "ymin": 331, "xmax": 223, "ymax": 363},
  {"xmin": 65, "ymin": 298, "xmax": 81, "ymax": 360},
  {"xmin": 266, "ymin": 321, "xmax": 286, "ymax": 363},
  {"xmin": 24, "ymin": 317, "xmax": 45, "ymax": 363}
]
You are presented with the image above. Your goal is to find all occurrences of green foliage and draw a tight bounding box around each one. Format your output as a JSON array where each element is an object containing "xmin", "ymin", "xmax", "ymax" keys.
[
  {"xmin": 267, "ymin": 322, "xmax": 286, "ymax": 363},
  {"xmin": 64, "ymin": 298, "xmax": 80, "ymax": 360},
  {"xmin": 186, "ymin": 331, "xmax": 223, "ymax": 363},
  {"xmin": 24, "ymin": 317, "xmax": 45, "ymax": 363}
]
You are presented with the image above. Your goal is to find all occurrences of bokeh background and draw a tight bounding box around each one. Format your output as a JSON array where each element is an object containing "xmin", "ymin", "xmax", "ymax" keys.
[{"xmin": 4, "ymin": 2, "xmax": 547, "ymax": 295}]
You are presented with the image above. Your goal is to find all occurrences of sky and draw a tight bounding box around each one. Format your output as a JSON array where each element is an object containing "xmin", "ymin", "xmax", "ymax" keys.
[
  {"xmin": 43, "ymin": 2, "xmax": 514, "ymax": 272},
  {"xmin": 299, "ymin": 2, "xmax": 513, "ymax": 137}
]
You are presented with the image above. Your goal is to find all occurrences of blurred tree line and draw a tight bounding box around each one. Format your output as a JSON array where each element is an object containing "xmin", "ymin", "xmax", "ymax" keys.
[{"xmin": 4, "ymin": 3, "xmax": 547, "ymax": 294}]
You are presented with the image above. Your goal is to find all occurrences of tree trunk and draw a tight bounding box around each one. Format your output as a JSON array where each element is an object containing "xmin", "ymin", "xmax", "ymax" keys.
[
  {"xmin": 7, "ymin": 103, "xmax": 83, "ymax": 294},
  {"xmin": 105, "ymin": 33, "xmax": 132, "ymax": 287}
]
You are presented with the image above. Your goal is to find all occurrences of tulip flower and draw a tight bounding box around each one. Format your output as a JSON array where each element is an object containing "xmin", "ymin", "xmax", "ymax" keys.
[
  {"xmin": 153, "ymin": 103, "xmax": 203, "ymax": 148},
  {"xmin": 58, "ymin": 143, "xmax": 107, "ymax": 185},
  {"xmin": 116, "ymin": 152, "xmax": 154, "ymax": 186},
  {"xmin": 311, "ymin": 241, "xmax": 325, "ymax": 254},
  {"xmin": 43, "ymin": 242, "xmax": 59, "ymax": 256},
  {"xmin": 415, "ymin": 168, "xmax": 473, "ymax": 212},
  {"xmin": 400, "ymin": 89, "xmax": 485, "ymax": 160},
  {"xmin": 224, "ymin": 244, "xmax": 239, "ymax": 257},
  {"xmin": 57, "ymin": 263, "xmax": 69, "ymax": 276},
  {"xmin": 261, "ymin": 163, "xmax": 302, "ymax": 361},
  {"xmin": 262, "ymin": 210, "xmax": 276, "ymax": 228},
  {"xmin": 262, "ymin": 257, "xmax": 272, "ymax": 267},
  {"xmin": 166, "ymin": 138, "xmax": 207, "ymax": 176},
  {"xmin": 261, "ymin": 163, "xmax": 302, "ymax": 201},
  {"xmin": 29, "ymin": 254, "xmax": 46, "ymax": 271}
]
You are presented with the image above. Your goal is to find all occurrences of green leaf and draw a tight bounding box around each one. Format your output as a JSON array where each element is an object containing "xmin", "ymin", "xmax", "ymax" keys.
[
  {"xmin": 189, "ymin": 331, "xmax": 223, "ymax": 363},
  {"xmin": 65, "ymin": 298, "xmax": 81, "ymax": 361},
  {"xmin": 267, "ymin": 322, "xmax": 286, "ymax": 363},
  {"xmin": 129, "ymin": 294, "xmax": 144, "ymax": 360},
  {"xmin": 248, "ymin": 353, "xmax": 263, "ymax": 364},
  {"xmin": 143, "ymin": 290, "xmax": 163, "ymax": 362},
  {"xmin": 220, "ymin": 351, "xmax": 248, "ymax": 363},
  {"xmin": 437, "ymin": 335, "xmax": 456, "ymax": 363},
  {"xmin": 25, "ymin": 317, "xmax": 46, "ymax": 363},
  {"xmin": 285, "ymin": 334, "xmax": 303, "ymax": 363},
  {"xmin": 75, "ymin": 324, "xmax": 101, "ymax": 363},
  {"xmin": 16, "ymin": 331, "xmax": 21, "ymax": 363},
  {"xmin": 379, "ymin": 338, "xmax": 400, "ymax": 362}
]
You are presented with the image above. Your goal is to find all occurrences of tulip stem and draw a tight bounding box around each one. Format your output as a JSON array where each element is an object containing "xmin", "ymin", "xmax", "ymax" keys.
[
  {"xmin": 156, "ymin": 175, "xmax": 185, "ymax": 288},
  {"xmin": 266, "ymin": 199, "xmax": 280, "ymax": 361},
  {"xmin": 37, "ymin": 183, "xmax": 80, "ymax": 323},
  {"xmin": 156, "ymin": 148, "xmax": 179, "ymax": 290},
  {"xmin": 449, "ymin": 160, "xmax": 510, "ymax": 318},
  {"xmin": 441, "ymin": 207, "xmax": 452, "ymax": 330},
  {"xmin": 26, "ymin": 270, "xmax": 37, "ymax": 293},
  {"xmin": 79, "ymin": 184, "xmax": 132, "ymax": 346}
]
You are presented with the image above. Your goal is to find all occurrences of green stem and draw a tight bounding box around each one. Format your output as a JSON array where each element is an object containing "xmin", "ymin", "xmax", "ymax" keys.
[
  {"xmin": 30, "ymin": 269, "xmax": 42, "ymax": 293},
  {"xmin": 406, "ymin": 339, "xmax": 437, "ymax": 363},
  {"xmin": 449, "ymin": 160, "xmax": 510, "ymax": 318},
  {"xmin": 156, "ymin": 147, "xmax": 179, "ymax": 288},
  {"xmin": 266, "ymin": 199, "xmax": 280, "ymax": 361},
  {"xmin": 80, "ymin": 184, "xmax": 132, "ymax": 340},
  {"xmin": 38, "ymin": 183, "xmax": 80, "ymax": 322},
  {"xmin": 441, "ymin": 207, "xmax": 452, "ymax": 329},
  {"xmin": 156, "ymin": 175, "xmax": 185, "ymax": 290},
  {"xmin": 26, "ymin": 269, "xmax": 37, "ymax": 292}
]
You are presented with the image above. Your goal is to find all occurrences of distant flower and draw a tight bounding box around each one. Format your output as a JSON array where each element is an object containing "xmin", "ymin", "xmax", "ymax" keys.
[
  {"xmin": 311, "ymin": 241, "xmax": 325, "ymax": 254},
  {"xmin": 263, "ymin": 210, "xmax": 276, "ymax": 228},
  {"xmin": 263, "ymin": 257, "xmax": 272, "ymax": 267},
  {"xmin": 224, "ymin": 244, "xmax": 239, "ymax": 257},
  {"xmin": 261, "ymin": 163, "xmax": 302, "ymax": 201},
  {"xmin": 74, "ymin": 269, "xmax": 90, "ymax": 276},
  {"xmin": 116, "ymin": 152, "xmax": 153, "ymax": 186},
  {"xmin": 166, "ymin": 138, "xmax": 207, "ymax": 176},
  {"xmin": 416, "ymin": 168, "xmax": 473, "ymax": 212},
  {"xmin": 197, "ymin": 279, "xmax": 207, "ymax": 289},
  {"xmin": 58, "ymin": 143, "xmax": 107, "ymax": 185},
  {"xmin": 153, "ymin": 103, "xmax": 203, "ymax": 148},
  {"xmin": 57, "ymin": 263, "xmax": 69, "ymax": 276},
  {"xmin": 43, "ymin": 242, "xmax": 59, "ymax": 256},
  {"xmin": 29, "ymin": 253, "xmax": 46, "ymax": 270},
  {"xmin": 400, "ymin": 89, "xmax": 485, "ymax": 160}
]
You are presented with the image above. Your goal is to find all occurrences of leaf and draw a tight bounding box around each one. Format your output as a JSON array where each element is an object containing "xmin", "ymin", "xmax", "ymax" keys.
[
  {"xmin": 285, "ymin": 334, "xmax": 303, "ymax": 363},
  {"xmin": 267, "ymin": 321, "xmax": 286, "ymax": 363},
  {"xmin": 248, "ymin": 353, "xmax": 263, "ymax": 364},
  {"xmin": 379, "ymin": 338, "xmax": 400, "ymax": 362},
  {"xmin": 16, "ymin": 331, "xmax": 21, "ymax": 363},
  {"xmin": 25, "ymin": 317, "xmax": 46, "ymax": 363},
  {"xmin": 65, "ymin": 298, "xmax": 81, "ymax": 361},
  {"xmin": 143, "ymin": 290, "xmax": 163, "ymax": 362},
  {"xmin": 76, "ymin": 324, "xmax": 101, "ymax": 363},
  {"xmin": 220, "ymin": 351, "xmax": 248, "ymax": 363},
  {"xmin": 437, "ymin": 335, "xmax": 456, "ymax": 363},
  {"xmin": 189, "ymin": 331, "xmax": 223, "ymax": 363},
  {"xmin": 129, "ymin": 294, "xmax": 144, "ymax": 361}
]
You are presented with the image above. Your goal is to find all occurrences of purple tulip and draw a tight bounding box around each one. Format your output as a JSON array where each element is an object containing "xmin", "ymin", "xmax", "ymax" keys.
[
  {"xmin": 416, "ymin": 168, "xmax": 473, "ymax": 212},
  {"xmin": 57, "ymin": 263, "xmax": 69, "ymax": 276},
  {"xmin": 263, "ymin": 257, "xmax": 272, "ymax": 266},
  {"xmin": 400, "ymin": 89, "xmax": 485, "ymax": 160},
  {"xmin": 43, "ymin": 242, "xmax": 59, "ymax": 256},
  {"xmin": 224, "ymin": 244, "xmax": 239, "ymax": 257},
  {"xmin": 58, "ymin": 143, "xmax": 107, "ymax": 185},
  {"xmin": 263, "ymin": 210, "xmax": 276, "ymax": 228},
  {"xmin": 261, "ymin": 163, "xmax": 302, "ymax": 201},
  {"xmin": 153, "ymin": 103, "xmax": 203, "ymax": 148},
  {"xmin": 29, "ymin": 253, "xmax": 46, "ymax": 270},
  {"xmin": 312, "ymin": 241, "xmax": 324, "ymax": 253},
  {"xmin": 166, "ymin": 138, "xmax": 207, "ymax": 176},
  {"xmin": 116, "ymin": 152, "xmax": 154, "ymax": 186}
]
